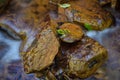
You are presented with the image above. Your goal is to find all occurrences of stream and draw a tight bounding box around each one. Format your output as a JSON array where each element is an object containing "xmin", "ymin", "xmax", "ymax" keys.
[{"xmin": 0, "ymin": 4, "xmax": 120, "ymax": 80}]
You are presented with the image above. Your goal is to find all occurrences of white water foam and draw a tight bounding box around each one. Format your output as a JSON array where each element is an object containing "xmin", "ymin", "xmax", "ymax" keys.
[{"xmin": 0, "ymin": 31, "xmax": 21, "ymax": 63}]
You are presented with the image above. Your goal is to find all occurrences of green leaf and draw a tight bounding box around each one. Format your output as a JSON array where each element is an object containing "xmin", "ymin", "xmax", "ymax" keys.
[
  {"xmin": 59, "ymin": 3, "xmax": 71, "ymax": 8},
  {"xmin": 57, "ymin": 29, "xmax": 70, "ymax": 35},
  {"xmin": 57, "ymin": 29, "xmax": 65, "ymax": 35},
  {"xmin": 84, "ymin": 23, "xmax": 92, "ymax": 31}
]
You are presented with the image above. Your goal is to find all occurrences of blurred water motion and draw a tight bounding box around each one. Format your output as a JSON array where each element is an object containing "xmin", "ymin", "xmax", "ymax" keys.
[
  {"xmin": 0, "ymin": 29, "xmax": 38, "ymax": 80},
  {"xmin": 0, "ymin": 30, "xmax": 21, "ymax": 63},
  {"xmin": 86, "ymin": 8, "xmax": 120, "ymax": 80},
  {"xmin": 0, "ymin": 22, "xmax": 120, "ymax": 80},
  {"xmin": 0, "ymin": 61, "xmax": 38, "ymax": 80},
  {"xmin": 0, "ymin": 4, "xmax": 120, "ymax": 80},
  {"xmin": 86, "ymin": 26, "xmax": 120, "ymax": 80}
]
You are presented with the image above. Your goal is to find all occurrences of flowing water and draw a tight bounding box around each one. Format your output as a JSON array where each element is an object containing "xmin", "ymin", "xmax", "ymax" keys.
[
  {"xmin": 86, "ymin": 8, "xmax": 120, "ymax": 80},
  {"xmin": 0, "ymin": 7, "xmax": 120, "ymax": 80},
  {"xmin": 0, "ymin": 31, "xmax": 21, "ymax": 63}
]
